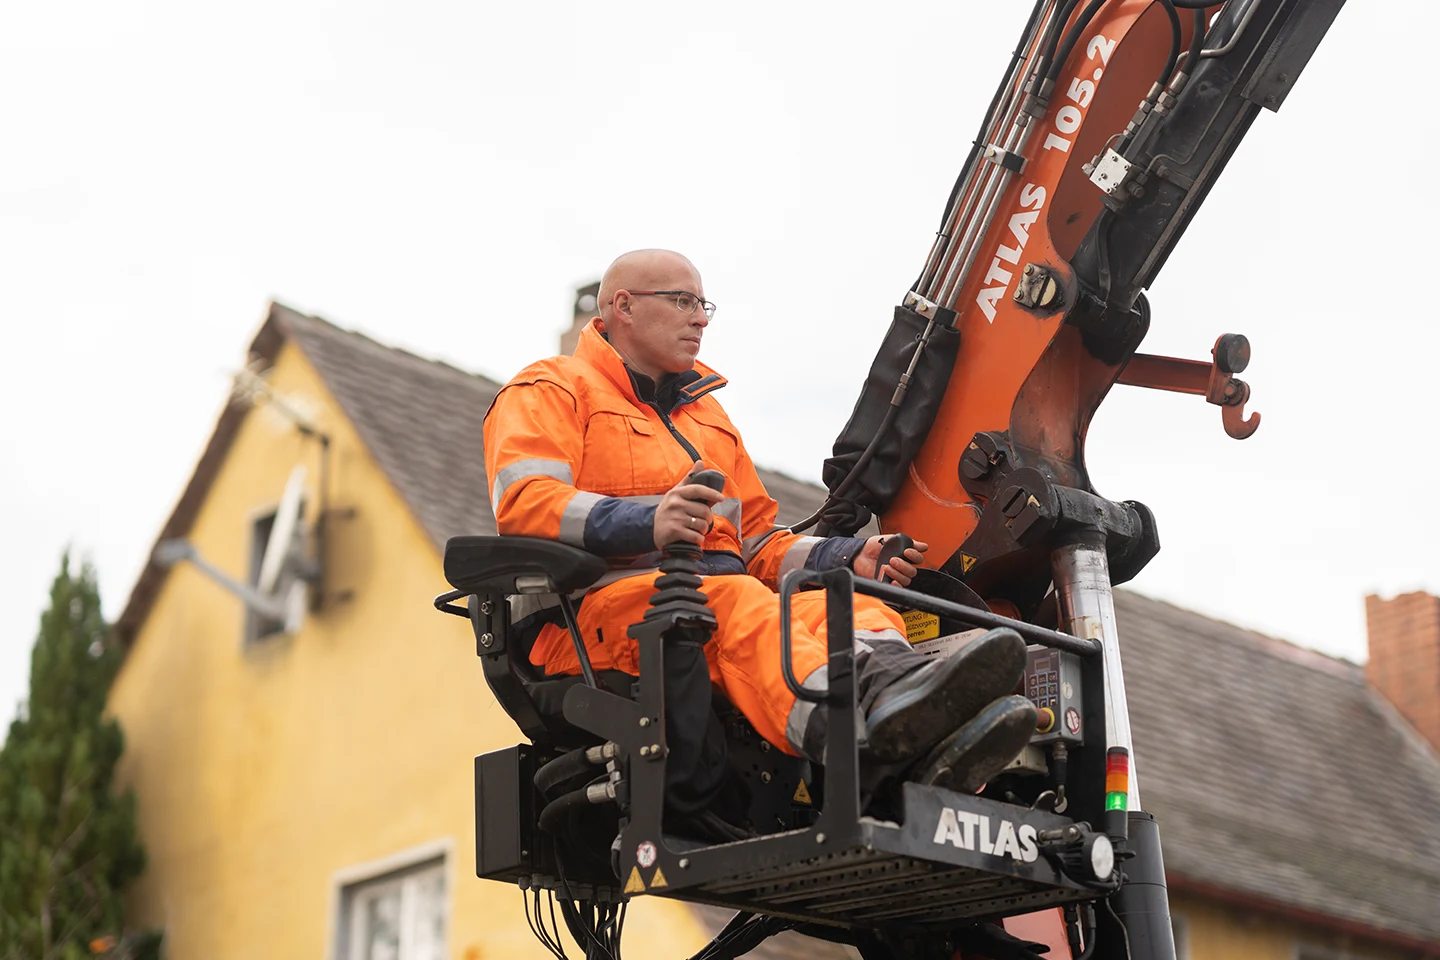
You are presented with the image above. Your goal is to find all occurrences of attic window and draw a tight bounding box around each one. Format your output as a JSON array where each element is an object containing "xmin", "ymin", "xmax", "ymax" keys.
[{"xmin": 246, "ymin": 510, "xmax": 285, "ymax": 643}]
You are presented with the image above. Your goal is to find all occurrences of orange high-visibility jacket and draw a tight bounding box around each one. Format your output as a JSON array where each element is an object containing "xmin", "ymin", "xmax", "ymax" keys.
[{"xmin": 483, "ymin": 320, "xmax": 864, "ymax": 597}]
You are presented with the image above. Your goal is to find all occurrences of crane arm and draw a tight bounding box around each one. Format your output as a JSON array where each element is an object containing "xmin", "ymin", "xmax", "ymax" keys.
[{"xmin": 815, "ymin": 0, "xmax": 1344, "ymax": 603}]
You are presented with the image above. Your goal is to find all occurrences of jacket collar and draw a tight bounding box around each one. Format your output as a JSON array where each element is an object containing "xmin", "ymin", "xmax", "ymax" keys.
[{"xmin": 574, "ymin": 319, "xmax": 727, "ymax": 411}]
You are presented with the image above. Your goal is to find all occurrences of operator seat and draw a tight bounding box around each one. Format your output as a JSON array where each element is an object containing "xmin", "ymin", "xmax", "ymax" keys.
[{"xmin": 440, "ymin": 535, "xmax": 813, "ymax": 841}]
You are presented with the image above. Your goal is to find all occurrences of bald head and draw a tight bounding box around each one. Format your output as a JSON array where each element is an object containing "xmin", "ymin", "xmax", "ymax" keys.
[
  {"xmin": 594, "ymin": 249, "xmax": 710, "ymax": 380},
  {"xmin": 597, "ymin": 249, "xmax": 702, "ymax": 324}
]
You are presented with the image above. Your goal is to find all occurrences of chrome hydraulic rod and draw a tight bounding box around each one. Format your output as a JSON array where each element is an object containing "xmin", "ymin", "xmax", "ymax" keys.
[
  {"xmin": 919, "ymin": 0, "xmax": 1056, "ymax": 298},
  {"xmin": 934, "ymin": 115, "xmax": 1037, "ymax": 305},
  {"xmin": 1051, "ymin": 541, "xmax": 1139, "ymax": 811}
]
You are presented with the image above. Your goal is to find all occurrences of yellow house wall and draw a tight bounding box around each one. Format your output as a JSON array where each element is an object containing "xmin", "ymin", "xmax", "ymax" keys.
[
  {"xmin": 109, "ymin": 341, "xmax": 711, "ymax": 959},
  {"xmin": 1169, "ymin": 892, "xmax": 1415, "ymax": 960}
]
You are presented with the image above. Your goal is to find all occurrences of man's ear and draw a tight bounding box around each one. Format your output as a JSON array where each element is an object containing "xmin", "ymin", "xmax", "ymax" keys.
[{"xmin": 610, "ymin": 290, "xmax": 633, "ymax": 323}]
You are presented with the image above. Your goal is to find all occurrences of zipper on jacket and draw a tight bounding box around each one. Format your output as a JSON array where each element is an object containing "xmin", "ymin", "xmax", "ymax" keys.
[{"xmin": 650, "ymin": 404, "xmax": 703, "ymax": 462}]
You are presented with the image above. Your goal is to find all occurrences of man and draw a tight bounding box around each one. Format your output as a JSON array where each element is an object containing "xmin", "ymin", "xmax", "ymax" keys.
[{"xmin": 484, "ymin": 249, "xmax": 1034, "ymax": 789}]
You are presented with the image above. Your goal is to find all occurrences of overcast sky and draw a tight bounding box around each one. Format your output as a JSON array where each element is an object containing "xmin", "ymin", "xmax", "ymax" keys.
[{"xmin": 1, "ymin": 1, "xmax": 1431, "ymax": 723}]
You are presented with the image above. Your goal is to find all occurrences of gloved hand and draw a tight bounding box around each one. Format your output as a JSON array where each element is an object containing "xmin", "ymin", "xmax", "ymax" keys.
[
  {"xmin": 953, "ymin": 922, "xmax": 1052, "ymax": 960},
  {"xmin": 851, "ymin": 534, "xmax": 929, "ymax": 586}
]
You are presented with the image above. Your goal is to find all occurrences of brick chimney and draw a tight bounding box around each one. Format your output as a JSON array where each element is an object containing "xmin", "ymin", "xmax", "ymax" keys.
[
  {"xmin": 1365, "ymin": 591, "xmax": 1440, "ymax": 750},
  {"xmin": 560, "ymin": 281, "xmax": 600, "ymax": 356}
]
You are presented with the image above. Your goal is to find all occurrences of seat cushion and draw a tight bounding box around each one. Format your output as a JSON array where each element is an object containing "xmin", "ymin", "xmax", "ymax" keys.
[{"xmin": 528, "ymin": 670, "xmax": 637, "ymax": 717}]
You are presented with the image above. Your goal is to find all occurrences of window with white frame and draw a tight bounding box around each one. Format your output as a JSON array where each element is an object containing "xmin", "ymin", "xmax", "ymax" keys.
[{"xmin": 338, "ymin": 856, "xmax": 446, "ymax": 960}]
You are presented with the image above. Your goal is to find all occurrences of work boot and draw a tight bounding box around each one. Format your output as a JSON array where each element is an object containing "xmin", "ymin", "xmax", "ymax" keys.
[
  {"xmin": 861, "ymin": 628, "xmax": 1027, "ymax": 762},
  {"xmin": 912, "ymin": 695, "xmax": 1038, "ymax": 794}
]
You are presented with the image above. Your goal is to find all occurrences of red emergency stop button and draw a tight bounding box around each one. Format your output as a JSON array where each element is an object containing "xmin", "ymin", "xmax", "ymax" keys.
[{"xmin": 1036, "ymin": 707, "xmax": 1055, "ymax": 733}]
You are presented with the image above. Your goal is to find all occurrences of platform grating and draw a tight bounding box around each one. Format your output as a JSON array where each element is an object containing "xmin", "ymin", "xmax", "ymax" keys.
[{"xmin": 684, "ymin": 845, "xmax": 1090, "ymax": 929}]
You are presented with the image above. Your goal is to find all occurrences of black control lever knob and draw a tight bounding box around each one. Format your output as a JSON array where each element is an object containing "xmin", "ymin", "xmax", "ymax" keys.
[
  {"xmin": 876, "ymin": 533, "xmax": 916, "ymax": 583},
  {"xmin": 658, "ymin": 469, "xmax": 727, "ymax": 557},
  {"xmin": 689, "ymin": 469, "xmax": 725, "ymax": 493}
]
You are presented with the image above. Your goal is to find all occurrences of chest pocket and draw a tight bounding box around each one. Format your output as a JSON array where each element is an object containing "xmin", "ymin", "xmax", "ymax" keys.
[
  {"xmin": 581, "ymin": 411, "xmax": 689, "ymax": 495},
  {"xmin": 678, "ymin": 404, "xmax": 740, "ymax": 472}
]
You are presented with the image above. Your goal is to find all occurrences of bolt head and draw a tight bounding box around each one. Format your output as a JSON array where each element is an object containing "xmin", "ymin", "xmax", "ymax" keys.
[
  {"xmin": 479, "ymin": 632, "xmax": 494, "ymax": 648},
  {"xmin": 639, "ymin": 717, "xmax": 651, "ymax": 727},
  {"xmin": 639, "ymin": 746, "xmax": 650, "ymax": 757},
  {"xmin": 815, "ymin": 832, "xmax": 827, "ymax": 844},
  {"xmin": 1039, "ymin": 277, "xmax": 1059, "ymax": 307},
  {"xmin": 678, "ymin": 858, "xmax": 690, "ymax": 869},
  {"xmin": 479, "ymin": 600, "xmax": 493, "ymax": 615},
  {"xmin": 760, "ymin": 772, "xmax": 772, "ymax": 784}
]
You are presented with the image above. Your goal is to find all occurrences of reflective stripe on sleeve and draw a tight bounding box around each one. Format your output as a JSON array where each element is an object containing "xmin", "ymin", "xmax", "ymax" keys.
[
  {"xmin": 713, "ymin": 497, "xmax": 742, "ymax": 530},
  {"xmin": 559, "ymin": 491, "xmax": 606, "ymax": 546},
  {"xmin": 491, "ymin": 458, "xmax": 574, "ymax": 507},
  {"xmin": 741, "ymin": 525, "xmax": 788, "ymax": 564},
  {"xmin": 778, "ymin": 536, "xmax": 823, "ymax": 579}
]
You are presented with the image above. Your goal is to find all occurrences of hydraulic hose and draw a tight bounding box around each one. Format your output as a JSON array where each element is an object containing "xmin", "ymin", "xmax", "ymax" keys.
[
  {"xmin": 789, "ymin": 403, "xmax": 900, "ymax": 534},
  {"xmin": 1033, "ymin": 0, "xmax": 1084, "ymax": 85},
  {"xmin": 537, "ymin": 781, "xmax": 613, "ymax": 834},
  {"xmin": 916, "ymin": 0, "xmax": 1050, "ymax": 293},
  {"xmin": 1180, "ymin": 6, "xmax": 1207, "ymax": 80},
  {"xmin": 533, "ymin": 743, "xmax": 616, "ymax": 797},
  {"xmin": 1046, "ymin": 0, "xmax": 1111, "ymax": 84},
  {"xmin": 1154, "ymin": 0, "xmax": 1183, "ymax": 91}
]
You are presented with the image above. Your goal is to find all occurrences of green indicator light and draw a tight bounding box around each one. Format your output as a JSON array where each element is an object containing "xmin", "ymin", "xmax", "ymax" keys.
[{"xmin": 1105, "ymin": 791, "xmax": 1128, "ymax": 811}]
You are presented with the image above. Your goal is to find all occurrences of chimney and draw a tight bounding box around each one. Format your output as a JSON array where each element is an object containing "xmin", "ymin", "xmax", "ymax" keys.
[
  {"xmin": 1365, "ymin": 591, "xmax": 1440, "ymax": 751},
  {"xmin": 561, "ymin": 281, "xmax": 600, "ymax": 356}
]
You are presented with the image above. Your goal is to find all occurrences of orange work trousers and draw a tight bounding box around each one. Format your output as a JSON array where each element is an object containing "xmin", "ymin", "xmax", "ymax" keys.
[{"xmin": 531, "ymin": 573, "xmax": 907, "ymax": 755}]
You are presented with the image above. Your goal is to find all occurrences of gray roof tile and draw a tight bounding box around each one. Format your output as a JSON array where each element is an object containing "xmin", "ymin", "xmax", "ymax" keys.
[
  {"xmin": 1119, "ymin": 593, "xmax": 1440, "ymax": 942},
  {"xmin": 280, "ymin": 305, "xmax": 499, "ymax": 545}
]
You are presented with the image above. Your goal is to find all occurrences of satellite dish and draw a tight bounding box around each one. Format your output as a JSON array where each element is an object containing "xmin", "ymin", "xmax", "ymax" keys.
[
  {"xmin": 257, "ymin": 465, "xmax": 306, "ymax": 595},
  {"xmin": 152, "ymin": 463, "xmax": 320, "ymax": 638},
  {"xmin": 282, "ymin": 578, "xmax": 308, "ymax": 634}
]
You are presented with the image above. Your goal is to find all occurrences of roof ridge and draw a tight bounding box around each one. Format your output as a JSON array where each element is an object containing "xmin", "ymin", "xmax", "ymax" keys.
[{"xmin": 272, "ymin": 302, "xmax": 504, "ymax": 390}]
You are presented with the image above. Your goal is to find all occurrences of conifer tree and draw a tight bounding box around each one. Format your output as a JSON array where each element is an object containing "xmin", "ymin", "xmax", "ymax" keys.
[{"xmin": 0, "ymin": 553, "xmax": 156, "ymax": 960}]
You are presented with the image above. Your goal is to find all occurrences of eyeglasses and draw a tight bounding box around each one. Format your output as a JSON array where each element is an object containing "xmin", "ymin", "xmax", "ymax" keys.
[{"xmin": 625, "ymin": 290, "xmax": 717, "ymax": 320}]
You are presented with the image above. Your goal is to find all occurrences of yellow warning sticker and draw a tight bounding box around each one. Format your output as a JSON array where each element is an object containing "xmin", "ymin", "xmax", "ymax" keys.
[
  {"xmin": 624, "ymin": 866, "xmax": 646, "ymax": 894},
  {"xmin": 650, "ymin": 867, "xmax": 668, "ymax": 889},
  {"xmin": 961, "ymin": 554, "xmax": 978, "ymax": 574},
  {"xmin": 793, "ymin": 779, "xmax": 813, "ymax": 805},
  {"xmin": 902, "ymin": 609, "xmax": 940, "ymax": 642}
]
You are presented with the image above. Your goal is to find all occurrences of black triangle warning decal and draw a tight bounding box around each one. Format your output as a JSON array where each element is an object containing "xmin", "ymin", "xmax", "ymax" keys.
[
  {"xmin": 624, "ymin": 866, "xmax": 646, "ymax": 894},
  {"xmin": 961, "ymin": 554, "xmax": 977, "ymax": 574},
  {"xmin": 793, "ymin": 780, "xmax": 812, "ymax": 804},
  {"xmin": 650, "ymin": 866, "xmax": 668, "ymax": 889}
]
